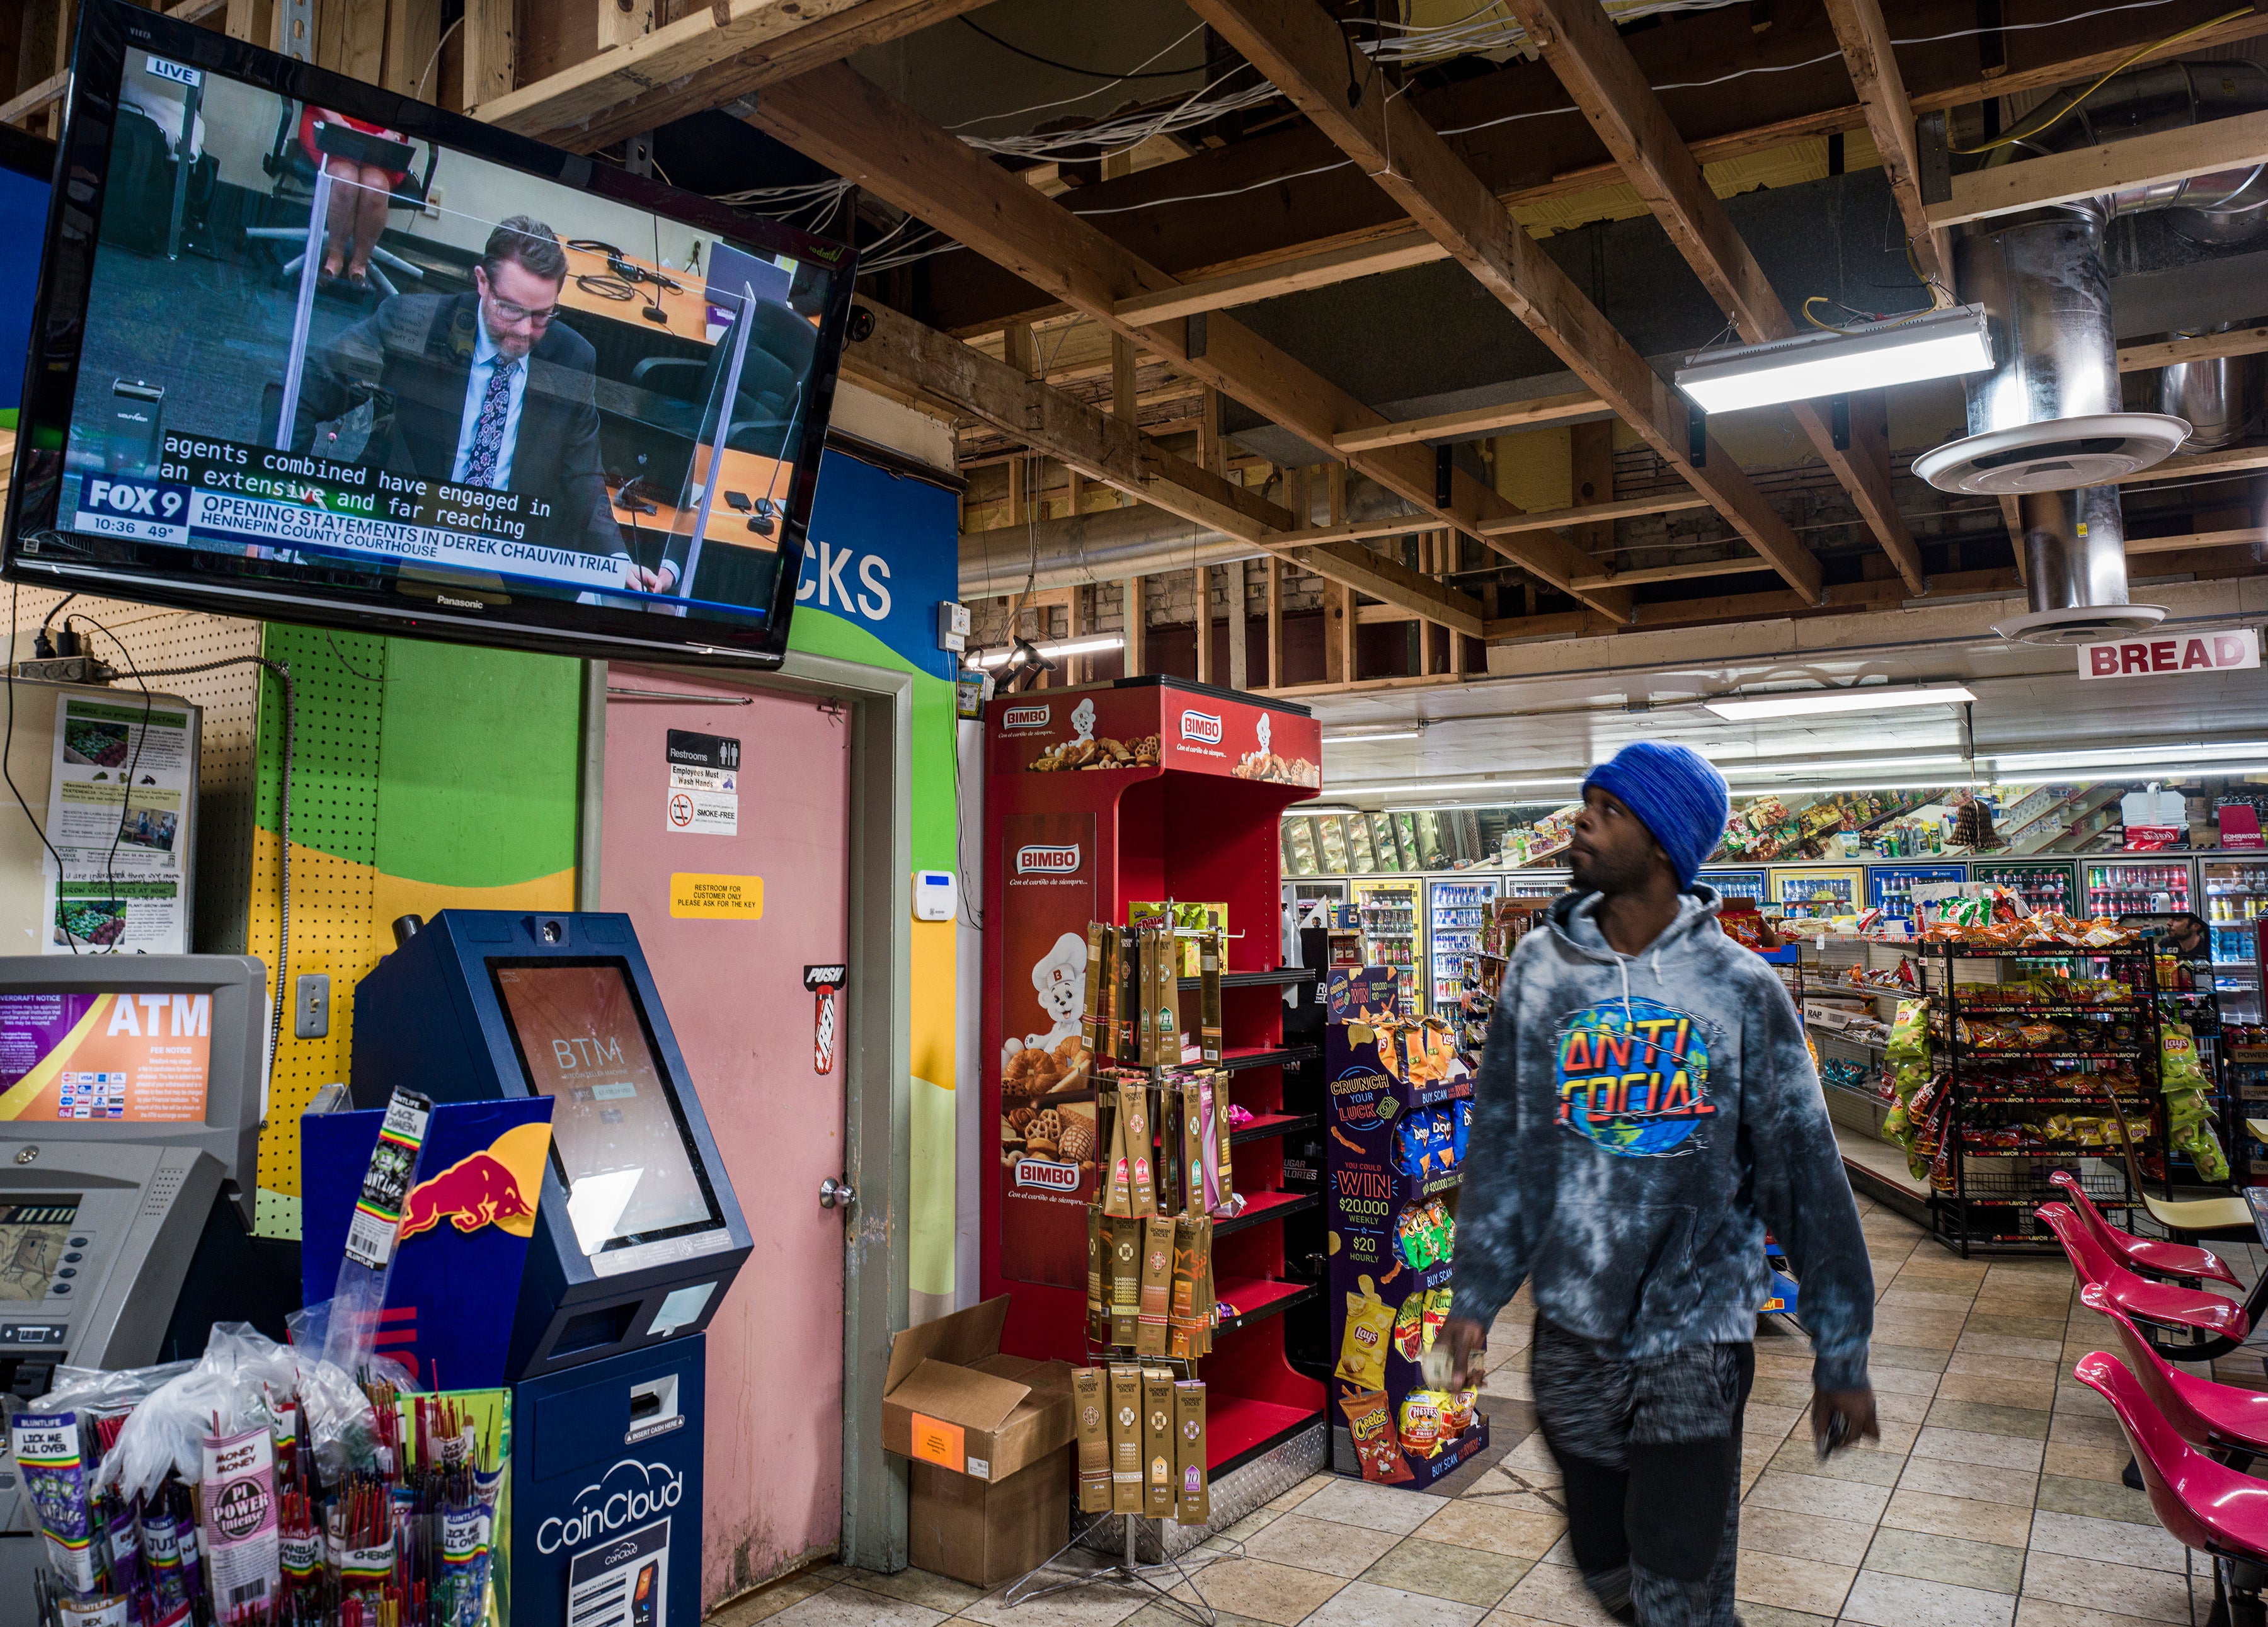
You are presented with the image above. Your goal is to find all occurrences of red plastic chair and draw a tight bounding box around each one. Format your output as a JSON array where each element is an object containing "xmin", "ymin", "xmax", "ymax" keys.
[
  {"xmin": 2051, "ymin": 1169, "xmax": 2244, "ymax": 1287},
  {"xmin": 2039, "ymin": 1202, "xmax": 2250, "ymax": 1357},
  {"xmin": 2080, "ymin": 1284, "xmax": 2268, "ymax": 1460},
  {"xmin": 2075, "ymin": 1350, "xmax": 2268, "ymax": 1621}
]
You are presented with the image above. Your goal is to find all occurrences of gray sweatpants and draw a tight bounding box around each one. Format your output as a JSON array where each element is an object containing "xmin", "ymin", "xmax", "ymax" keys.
[{"xmin": 1530, "ymin": 1319, "xmax": 1756, "ymax": 1627}]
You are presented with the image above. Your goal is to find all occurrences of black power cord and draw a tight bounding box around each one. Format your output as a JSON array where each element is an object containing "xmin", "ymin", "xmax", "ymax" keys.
[
  {"xmin": 957, "ymin": 16, "xmax": 1203, "ymax": 79},
  {"xmin": 6, "ymin": 579, "xmax": 90, "ymax": 952}
]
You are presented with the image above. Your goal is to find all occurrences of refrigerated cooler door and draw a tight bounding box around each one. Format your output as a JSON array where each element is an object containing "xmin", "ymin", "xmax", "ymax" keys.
[
  {"xmin": 1501, "ymin": 869, "xmax": 1571, "ymax": 901},
  {"xmin": 1869, "ymin": 864, "xmax": 1967, "ymax": 930},
  {"xmin": 2083, "ymin": 859, "xmax": 2194, "ymax": 918},
  {"xmin": 1770, "ymin": 866, "xmax": 1865, "ymax": 919},
  {"xmin": 1698, "ymin": 868, "xmax": 1768, "ymax": 903},
  {"xmin": 1968, "ymin": 860, "xmax": 2075, "ymax": 918},
  {"xmin": 1429, "ymin": 878, "xmax": 1498, "ymax": 1013},
  {"xmin": 2203, "ymin": 860, "xmax": 2267, "ymax": 1023},
  {"xmin": 1356, "ymin": 881, "xmax": 1423, "ymax": 1011}
]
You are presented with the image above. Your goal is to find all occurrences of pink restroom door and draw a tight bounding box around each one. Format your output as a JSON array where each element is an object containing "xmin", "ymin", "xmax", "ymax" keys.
[{"xmin": 599, "ymin": 667, "xmax": 852, "ymax": 1608}]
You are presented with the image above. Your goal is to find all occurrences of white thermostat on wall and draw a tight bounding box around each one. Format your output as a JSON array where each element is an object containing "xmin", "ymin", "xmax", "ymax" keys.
[
  {"xmin": 914, "ymin": 870, "xmax": 958, "ymax": 922},
  {"xmin": 937, "ymin": 601, "xmax": 970, "ymax": 654}
]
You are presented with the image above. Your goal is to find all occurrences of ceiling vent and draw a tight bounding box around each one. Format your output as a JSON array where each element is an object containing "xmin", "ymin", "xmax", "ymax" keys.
[
  {"xmin": 1914, "ymin": 217, "xmax": 2187, "ymax": 494},
  {"xmin": 1990, "ymin": 485, "xmax": 2167, "ymax": 644}
]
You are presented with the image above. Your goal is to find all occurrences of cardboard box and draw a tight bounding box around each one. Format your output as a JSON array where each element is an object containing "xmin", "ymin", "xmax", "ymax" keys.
[
  {"xmin": 908, "ymin": 1453, "xmax": 1067, "ymax": 1589},
  {"xmin": 1109, "ymin": 1364, "xmax": 1144, "ymax": 1512},
  {"xmin": 1072, "ymin": 1367, "xmax": 1111, "ymax": 1513},
  {"xmin": 881, "ymin": 1296, "xmax": 1075, "ymax": 1485},
  {"xmin": 1143, "ymin": 1367, "xmax": 1176, "ymax": 1519}
]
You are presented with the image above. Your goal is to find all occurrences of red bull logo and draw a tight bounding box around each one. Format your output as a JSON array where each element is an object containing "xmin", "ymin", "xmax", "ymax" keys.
[{"xmin": 398, "ymin": 1141, "xmax": 541, "ymax": 1242}]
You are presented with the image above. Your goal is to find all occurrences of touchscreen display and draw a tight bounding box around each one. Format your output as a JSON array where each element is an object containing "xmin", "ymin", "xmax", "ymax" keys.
[
  {"xmin": 0, "ymin": 991, "xmax": 212, "ymax": 1122},
  {"xmin": 492, "ymin": 962, "xmax": 716, "ymax": 1253},
  {"xmin": 0, "ymin": 1201, "xmax": 78, "ymax": 1301}
]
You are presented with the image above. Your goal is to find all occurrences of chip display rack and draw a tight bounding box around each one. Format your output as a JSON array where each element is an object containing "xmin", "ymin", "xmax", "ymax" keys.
[
  {"xmin": 1918, "ymin": 943, "xmax": 2165, "ymax": 1256},
  {"xmin": 983, "ymin": 676, "xmax": 1331, "ymax": 1518}
]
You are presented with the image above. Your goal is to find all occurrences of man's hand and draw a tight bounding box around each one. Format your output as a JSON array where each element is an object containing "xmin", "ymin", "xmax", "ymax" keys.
[
  {"xmin": 1812, "ymin": 1386, "xmax": 1879, "ymax": 1456},
  {"xmin": 1436, "ymin": 1316, "xmax": 1489, "ymax": 1390},
  {"xmin": 625, "ymin": 562, "xmax": 676, "ymax": 593}
]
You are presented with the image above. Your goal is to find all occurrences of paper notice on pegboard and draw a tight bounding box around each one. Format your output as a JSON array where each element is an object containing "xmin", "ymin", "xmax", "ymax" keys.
[
  {"xmin": 43, "ymin": 689, "xmax": 193, "ymax": 954},
  {"xmin": 665, "ymin": 763, "xmax": 736, "ymax": 835}
]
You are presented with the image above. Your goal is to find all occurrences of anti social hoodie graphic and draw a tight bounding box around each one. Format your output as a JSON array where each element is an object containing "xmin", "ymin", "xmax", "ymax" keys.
[{"xmin": 1447, "ymin": 886, "xmax": 1874, "ymax": 1391}]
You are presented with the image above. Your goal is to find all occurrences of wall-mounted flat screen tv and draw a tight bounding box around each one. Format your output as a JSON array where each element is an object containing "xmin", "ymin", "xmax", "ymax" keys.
[{"xmin": 6, "ymin": 0, "xmax": 856, "ymax": 668}]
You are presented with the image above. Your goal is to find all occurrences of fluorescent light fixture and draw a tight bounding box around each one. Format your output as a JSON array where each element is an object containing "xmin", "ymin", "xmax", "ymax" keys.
[
  {"xmin": 1322, "ymin": 729, "xmax": 1422, "ymax": 744},
  {"xmin": 1717, "ymin": 754, "xmax": 1969, "ymax": 779},
  {"xmin": 970, "ymin": 634, "xmax": 1125, "ymax": 669},
  {"xmin": 1703, "ymin": 683, "xmax": 1976, "ymax": 721},
  {"xmin": 1990, "ymin": 740, "xmax": 2268, "ymax": 774},
  {"xmin": 1674, "ymin": 304, "xmax": 1993, "ymax": 414},
  {"xmin": 1327, "ymin": 777, "xmax": 1586, "ymax": 797},
  {"xmin": 1987, "ymin": 758, "xmax": 2268, "ymax": 782}
]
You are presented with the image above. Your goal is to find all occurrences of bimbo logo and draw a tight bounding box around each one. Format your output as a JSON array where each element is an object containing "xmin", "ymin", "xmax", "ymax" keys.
[
  {"xmin": 1016, "ymin": 844, "xmax": 1081, "ymax": 875},
  {"xmin": 1013, "ymin": 1158, "xmax": 1082, "ymax": 1192},
  {"xmin": 535, "ymin": 1457, "xmax": 684, "ymax": 1555},
  {"xmin": 1002, "ymin": 704, "xmax": 1052, "ymax": 730},
  {"xmin": 1179, "ymin": 710, "xmax": 1223, "ymax": 745}
]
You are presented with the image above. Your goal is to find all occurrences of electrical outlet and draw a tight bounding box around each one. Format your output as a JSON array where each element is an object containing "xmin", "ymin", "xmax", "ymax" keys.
[
  {"xmin": 294, "ymin": 973, "xmax": 329, "ymax": 1039},
  {"xmin": 421, "ymin": 184, "xmax": 443, "ymax": 219}
]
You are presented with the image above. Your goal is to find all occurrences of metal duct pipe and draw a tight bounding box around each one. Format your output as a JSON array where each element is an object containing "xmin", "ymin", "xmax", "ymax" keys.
[
  {"xmin": 2067, "ymin": 60, "xmax": 2268, "ymax": 234},
  {"xmin": 956, "ymin": 472, "xmax": 1422, "ymax": 598},
  {"xmin": 1993, "ymin": 485, "xmax": 2165, "ymax": 642},
  {"xmin": 2151, "ymin": 323, "xmax": 2262, "ymax": 450}
]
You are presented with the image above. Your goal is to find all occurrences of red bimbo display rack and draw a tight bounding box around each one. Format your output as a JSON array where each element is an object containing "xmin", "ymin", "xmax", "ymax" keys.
[{"xmin": 984, "ymin": 676, "xmax": 1328, "ymax": 1480}]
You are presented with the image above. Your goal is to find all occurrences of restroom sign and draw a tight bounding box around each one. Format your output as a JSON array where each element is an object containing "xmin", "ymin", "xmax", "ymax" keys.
[{"xmin": 2079, "ymin": 627, "xmax": 2259, "ymax": 680}]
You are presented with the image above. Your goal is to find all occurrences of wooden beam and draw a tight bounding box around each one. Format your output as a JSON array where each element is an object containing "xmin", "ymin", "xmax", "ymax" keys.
[
  {"xmin": 462, "ymin": 0, "xmax": 515, "ymax": 113},
  {"xmin": 2000, "ymin": 494, "xmax": 2027, "ymax": 585},
  {"xmin": 746, "ymin": 66, "xmax": 1625, "ymax": 623},
  {"xmin": 1266, "ymin": 557, "xmax": 1284, "ymax": 689},
  {"xmin": 1479, "ymin": 490, "xmax": 1713, "ymax": 535},
  {"xmin": 1333, "ymin": 389, "xmax": 1608, "ymax": 454},
  {"xmin": 1191, "ymin": 0, "xmax": 1821, "ymax": 603},
  {"xmin": 2117, "ymin": 325, "xmax": 2268, "ymax": 374},
  {"xmin": 1194, "ymin": 565, "xmax": 1213, "ymax": 684},
  {"xmin": 1115, "ymin": 229, "xmax": 1450, "ymax": 325},
  {"xmin": 1503, "ymin": 0, "xmax": 1923, "ymax": 593},
  {"xmin": 1123, "ymin": 578, "xmax": 1145, "ymax": 676},
  {"xmin": 1823, "ymin": 0, "xmax": 1954, "ymax": 290},
  {"xmin": 1228, "ymin": 561, "xmax": 1250, "ymax": 690},
  {"xmin": 2113, "ymin": 444, "xmax": 2268, "ymax": 488},
  {"xmin": 1571, "ymin": 556, "xmax": 1773, "ymax": 588},
  {"xmin": 1928, "ymin": 107, "xmax": 2268, "ymax": 228},
  {"xmin": 2127, "ymin": 527, "xmax": 2268, "ymax": 555},
  {"xmin": 479, "ymin": 0, "xmax": 994, "ymax": 151},
  {"xmin": 1111, "ymin": 334, "xmax": 1138, "ymax": 426}
]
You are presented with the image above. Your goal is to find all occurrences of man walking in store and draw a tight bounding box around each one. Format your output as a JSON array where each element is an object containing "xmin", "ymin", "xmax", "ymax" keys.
[{"xmin": 1438, "ymin": 741, "xmax": 1877, "ymax": 1627}]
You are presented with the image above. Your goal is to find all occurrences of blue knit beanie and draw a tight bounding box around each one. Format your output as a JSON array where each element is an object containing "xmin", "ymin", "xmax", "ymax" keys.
[{"xmin": 1583, "ymin": 742, "xmax": 1730, "ymax": 890}]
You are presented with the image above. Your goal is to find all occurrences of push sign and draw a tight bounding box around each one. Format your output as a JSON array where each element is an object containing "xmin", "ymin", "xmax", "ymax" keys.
[{"xmin": 803, "ymin": 965, "xmax": 847, "ymax": 1076}]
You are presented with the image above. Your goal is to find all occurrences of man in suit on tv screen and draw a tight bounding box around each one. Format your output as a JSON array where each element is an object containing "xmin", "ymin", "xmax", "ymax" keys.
[{"xmin": 293, "ymin": 214, "xmax": 680, "ymax": 592}]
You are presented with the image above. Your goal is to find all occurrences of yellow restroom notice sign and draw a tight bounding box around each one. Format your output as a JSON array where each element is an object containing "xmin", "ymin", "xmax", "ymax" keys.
[{"xmin": 668, "ymin": 873, "xmax": 765, "ymax": 919}]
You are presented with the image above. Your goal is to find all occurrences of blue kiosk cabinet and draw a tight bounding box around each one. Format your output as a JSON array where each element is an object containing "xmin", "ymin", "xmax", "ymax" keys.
[{"xmin": 351, "ymin": 910, "xmax": 751, "ymax": 1627}]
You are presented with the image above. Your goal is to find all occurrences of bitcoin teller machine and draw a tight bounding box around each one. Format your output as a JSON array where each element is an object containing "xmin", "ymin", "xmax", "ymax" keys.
[
  {"xmin": 0, "ymin": 955, "xmax": 270, "ymax": 1602},
  {"xmin": 352, "ymin": 910, "xmax": 750, "ymax": 1627}
]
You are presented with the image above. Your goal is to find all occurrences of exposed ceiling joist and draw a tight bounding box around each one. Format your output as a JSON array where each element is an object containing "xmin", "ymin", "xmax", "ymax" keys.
[
  {"xmin": 1928, "ymin": 106, "xmax": 2268, "ymax": 227},
  {"xmin": 1822, "ymin": 0, "xmax": 1954, "ymax": 292},
  {"xmin": 743, "ymin": 64, "xmax": 1634, "ymax": 622},
  {"xmin": 1334, "ymin": 390, "xmax": 1608, "ymax": 454},
  {"xmin": 484, "ymin": 0, "xmax": 993, "ymax": 151},
  {"xmin": 1501, "ymin": 0, "xmax": 1924, "ymax": 594},
  {"xmin": 842, "ymin": 305, "xmax": 1487, "ymax": 634},
  {"xmin": 2127, "ymin": 527, "xmax": 2268, "ymax": 555},
  {"xmin": 923, "ymin": 0, "xmax": 2268, "ymax": 338},
  {"xmin": 1115, "ymin": 231, "xmax": 1448, "ymax": 326},
  {"xmin": 1478, "ymin": 491, "xmax": 1712, "ymax": 536},
  {"xmin": 2118, "ymin": 327, "xmax": 2268, "ymax": 372},
  {"xmin": 2114, "ymin": 443, "xmax": 2268, "ymax": 487},
  {"xmin": 1571, "ymin": 556, "xmax": 1772, "ymax": 588},
  {"xmin": 1186, "ymin": 0, "xmax": 1823, "ymax": 603}
]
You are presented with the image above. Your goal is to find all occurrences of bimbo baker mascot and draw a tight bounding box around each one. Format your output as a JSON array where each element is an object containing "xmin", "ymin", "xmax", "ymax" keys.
[
  {"xmin": 1436, "ymin": 742, "xmax": 1876, "ymax": 1627},
  {"xmin": 1000, "ymin": 932, "xmax": 1092, "ymax": 1102}
]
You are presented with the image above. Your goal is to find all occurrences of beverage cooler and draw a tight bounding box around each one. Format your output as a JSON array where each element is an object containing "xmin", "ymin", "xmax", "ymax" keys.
[
  {"xmin": 2202, "ymin": 857, "xmax": 2268, "ymax": 1023},
  {"xmin": 1771, "ymin": 865, "xmax": 1864, "ymax": 920},
  {"xmin": 1428, "ymin": 878, "xmax": 1498, "ymax": 1014},
  {"xmin": 1969, "ymin": 859, "xmax": 2076, "ymax": 916},
  {"xmin": 1285, "ymin": 877, "xmax": 1349, "ymax": 928},
  {"xmin": 1354, "ymin": 877, "xmax": 1422, "ymax": 1008},
  {"xmin": 1870, "ymin": 863, "xmax": 1966, "ymax": 930},
  {"xmin": 2083, "ymin": 858, "xmax": 2193, "ymax": 917},
  {"xmin": 1698, "ymin": 867, "xmax": 1768, "ymax": 904},
  {"xmin": 1499, "ymin": 869, "xmax": 1571, "ymax": 903}
]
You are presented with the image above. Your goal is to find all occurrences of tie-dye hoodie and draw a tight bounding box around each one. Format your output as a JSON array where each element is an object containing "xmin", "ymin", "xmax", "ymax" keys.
[{"xmin": 1447, "ymin": 885, "xmax": 1874, "ymax": 1392}]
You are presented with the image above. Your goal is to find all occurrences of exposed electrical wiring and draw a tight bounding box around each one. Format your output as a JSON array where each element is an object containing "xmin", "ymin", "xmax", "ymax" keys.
[
  {"xmin": 1947, "ymin": 3, "xmax": 2250, "ymax": 154},
  {"xmin": 956, "ymin": 16, "xmax": 1207, "ymax": 84}
]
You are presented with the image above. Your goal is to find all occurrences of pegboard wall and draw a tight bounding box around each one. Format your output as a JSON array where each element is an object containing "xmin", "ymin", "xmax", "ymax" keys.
[{"xmin": 246, "ymin": 624, "xmax": 387, "ymax": 1230}]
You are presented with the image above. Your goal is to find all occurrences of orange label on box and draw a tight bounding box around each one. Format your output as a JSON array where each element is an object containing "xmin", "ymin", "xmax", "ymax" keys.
[{"xmin": 908, "ymin": 1412, "xmax": 965, "ymax": 1471}]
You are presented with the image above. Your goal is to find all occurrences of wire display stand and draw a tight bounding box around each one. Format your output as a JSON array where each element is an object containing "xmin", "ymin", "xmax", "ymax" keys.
[{"xmin": 1002, "ymin": 1509, "xmax": 1219, "ymax": 1623}]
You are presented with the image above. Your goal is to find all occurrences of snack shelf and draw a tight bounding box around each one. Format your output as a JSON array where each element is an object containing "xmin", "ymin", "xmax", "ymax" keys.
[
  {"xmin": 1807, "ymin": 1020, "xmax": 1886, "ymax": 1049},
  {"xmin": 1956, "ymin": 1142, "xmax": 2131, "ymax": 1157},
  {"xmin": 1182, "ymin": 966, "xmax": 1320, "ymax": 991},
  {"xmin": 1210, "ymin": 1394, "xmax": 1329, "ymax": 1477},
  {"xmin": 1927, "ymin": 1002, "xmax": 2143, "ymax": 1014},
  {"xmin": 1231, "ymin": 1111, "xmax": 1319, "ymax": 1146},
  {"xmin": 1215, "ymin": 1276, "xmax": 1319, "ymax": 1337},
  {"xmin": 1933, "ymin": 1048, "xmax": 2145, "ymax": 1060},
  {"xmin": 1218, "ymin": 1043, "xmax": 1322, "ymax": 1073},
  {"xmin": 1215, "ymin": 1189, "xmax": 1320, "ymax": 1236},
  {"xmin": 1964, "ymin": 1093, "xmax": 2152, "ymax": 1107}
]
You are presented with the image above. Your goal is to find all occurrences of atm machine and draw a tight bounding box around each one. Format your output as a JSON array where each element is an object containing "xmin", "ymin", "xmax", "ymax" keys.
[
  {"xmin": 0, "ymin": 954, "xmax": 270, "ymax": 1604},
  {"xmin": 352, "ymin": 910, "xmax": 750, "ymax": 1627}
]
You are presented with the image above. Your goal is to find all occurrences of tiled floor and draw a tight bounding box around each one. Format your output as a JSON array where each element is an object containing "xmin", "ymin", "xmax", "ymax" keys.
[{"xmin": 712, "ymin": 1193, "xmax": 2219, "ymax": 1627}]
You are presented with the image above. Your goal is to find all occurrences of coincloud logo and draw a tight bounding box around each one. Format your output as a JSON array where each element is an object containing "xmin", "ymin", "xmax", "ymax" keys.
[{"xmin": 536, "ymin": 1456, "xmax": 685, "ymax": 1554}]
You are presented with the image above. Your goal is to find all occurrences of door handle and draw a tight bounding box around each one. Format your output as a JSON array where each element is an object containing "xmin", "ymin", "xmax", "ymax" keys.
[{"xmin": 820, "ymin": 1176, "xmax": 856, "ymax": 1211}]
